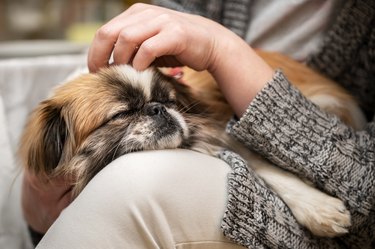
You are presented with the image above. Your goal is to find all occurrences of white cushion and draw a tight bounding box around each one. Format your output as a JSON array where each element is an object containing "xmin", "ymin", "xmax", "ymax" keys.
[{"xmin": 0, "ymin": 54, "xmax": 87, "ymax": 249}]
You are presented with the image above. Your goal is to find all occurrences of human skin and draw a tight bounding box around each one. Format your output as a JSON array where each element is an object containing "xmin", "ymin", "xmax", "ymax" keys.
[{"xmin": 22, "ymin": 172, "xmax": 73, "ymax": 233}]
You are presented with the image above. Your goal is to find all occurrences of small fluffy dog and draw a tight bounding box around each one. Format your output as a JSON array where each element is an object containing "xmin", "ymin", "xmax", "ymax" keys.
[{"xmin": 19, "ymin": 51, "xmax": 366, "ymax": 238}]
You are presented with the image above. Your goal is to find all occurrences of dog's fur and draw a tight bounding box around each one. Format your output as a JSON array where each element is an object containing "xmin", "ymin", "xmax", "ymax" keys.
[{"xmin": 19, "ymin": 51, "xmax": 366, "ymax": 238}]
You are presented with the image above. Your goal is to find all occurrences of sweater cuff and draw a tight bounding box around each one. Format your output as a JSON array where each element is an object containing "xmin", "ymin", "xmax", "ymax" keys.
[{"xmin": 227, "ymin": 70, "xmax": 339, "ymax": 185}]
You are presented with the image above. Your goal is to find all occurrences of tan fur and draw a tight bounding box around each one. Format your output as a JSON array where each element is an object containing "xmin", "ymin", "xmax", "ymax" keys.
[{"xmin": 19, "ymin": 74, "xmax": 118, "ymax": 174}]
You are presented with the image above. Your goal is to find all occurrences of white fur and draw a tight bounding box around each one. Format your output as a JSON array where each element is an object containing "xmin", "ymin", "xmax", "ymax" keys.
[
  {"xmin": 121, "ymin": 108, "xmax": 189, "ymax": 151},
  {"xmin": 114, "ymin": 65, "xmax": 154, "ymax": 101},
  {"xmin": 346, "ymin": 102, "xmax": 367, "ymax": 130},
  {"xmin": 309, "ymin": 94, "xmax": 367, "ymax": 130},
  {"xmin": 167, "ymin": 108, "xmax": 189, "ymax": 139}
]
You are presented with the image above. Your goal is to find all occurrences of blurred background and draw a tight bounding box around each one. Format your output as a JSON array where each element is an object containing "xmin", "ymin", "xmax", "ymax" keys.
[{"xmin": 0, "ymin": 0, "xmax": 148, "ymax": 57}]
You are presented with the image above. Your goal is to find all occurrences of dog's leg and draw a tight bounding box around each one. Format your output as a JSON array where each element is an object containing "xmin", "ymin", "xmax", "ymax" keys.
[{"xmin": 247, "ymin": 155, "xmax": 351, "ymax": 237}]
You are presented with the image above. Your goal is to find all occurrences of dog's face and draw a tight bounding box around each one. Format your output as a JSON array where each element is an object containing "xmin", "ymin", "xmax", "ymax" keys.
[{"xmin": 20, "ymin": 65, "xmax": 224, "ymax": 193}]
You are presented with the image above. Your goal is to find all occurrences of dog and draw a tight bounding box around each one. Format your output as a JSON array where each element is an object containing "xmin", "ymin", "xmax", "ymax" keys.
[{"xmin": 19, "ymin": 51, "xmax": 366, "ymax": 238}]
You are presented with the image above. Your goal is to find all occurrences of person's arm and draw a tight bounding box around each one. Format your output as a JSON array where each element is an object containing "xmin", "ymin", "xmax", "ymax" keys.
[{"xmin": 227, "ymin": 71, "xmax": 375, "ymax": 229}]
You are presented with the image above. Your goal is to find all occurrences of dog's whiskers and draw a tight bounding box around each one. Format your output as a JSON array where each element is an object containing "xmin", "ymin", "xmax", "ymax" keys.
[
  {"xmin": 111, "ymin": 140, "xmax": 122, "ymax": 161},
  {"xmin": 179, "ymin": 101, "xmax": 201, "ymax": 113}
]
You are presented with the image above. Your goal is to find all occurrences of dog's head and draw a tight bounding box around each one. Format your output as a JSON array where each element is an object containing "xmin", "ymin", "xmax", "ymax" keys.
[{"xmin": 19, "ymin": 65, "xmax": 225, "ymax": 193}]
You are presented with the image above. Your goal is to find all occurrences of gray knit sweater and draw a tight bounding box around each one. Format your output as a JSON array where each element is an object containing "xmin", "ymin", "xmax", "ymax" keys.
[{"xmin": 154, "ymin": 0, "xmax": 375, "ymax": 248}]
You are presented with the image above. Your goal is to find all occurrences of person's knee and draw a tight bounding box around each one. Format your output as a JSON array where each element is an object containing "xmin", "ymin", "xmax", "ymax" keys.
[
  {"xmin": 40, "ymin": 150, "xmax": 237, "ymax": 248},
  {"xmin": 76, "ymin": 149, "xmax": 231, "ymax": 211}
]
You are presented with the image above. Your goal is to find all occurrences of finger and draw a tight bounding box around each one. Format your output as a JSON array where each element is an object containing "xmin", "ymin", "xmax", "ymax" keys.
[
  {"xmin": 88, "ymin": 4, "xmax": 176, "ymax": 72},
  {"xmin": 132, "ymin": 29, "xmax": 186, "ymax": 70},
  {"xmin": 87, "ymin": 9, "xmax": 152, "ymax": 72},
  {"xmin": 87, "ymin": 24, "xmax": 118, "ymax": 72},
  {"xmin": 112, "ymin": 15, "xmax": 169, "ymax": 65}
]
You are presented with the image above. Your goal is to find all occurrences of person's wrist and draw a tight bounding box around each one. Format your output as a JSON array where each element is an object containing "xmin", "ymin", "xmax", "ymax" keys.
[{"xmin": 208, "ymin": 33, "xmax": 273, "ymax": 117}]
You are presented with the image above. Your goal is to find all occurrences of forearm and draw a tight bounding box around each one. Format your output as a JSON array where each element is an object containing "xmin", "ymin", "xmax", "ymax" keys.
[
  {"xmin": 208, "ymin": 34, "xmax": 273, "ymax": 117},
  {"xmin": 227, "ymin": 71, "xmax": 375, "ymax": 217}
]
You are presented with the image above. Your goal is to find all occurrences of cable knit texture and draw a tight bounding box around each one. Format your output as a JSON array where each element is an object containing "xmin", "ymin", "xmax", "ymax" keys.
[
  {"xmin": 218, "ymin": 150, "xmax": 343, "ymax": 249},
  {"xmin": 307, "ymin": 0, "xmax": 375, "ymax": 120},
  {"xmin": 153, "ymin": 0, "xmax": 375, "ymax": 248},
  {"xmin": 225, "ymin": 72, "xmax": 375, "ymax": 248}
]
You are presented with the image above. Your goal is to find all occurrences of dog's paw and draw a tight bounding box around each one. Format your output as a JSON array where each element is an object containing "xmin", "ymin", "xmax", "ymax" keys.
[{"xmin": 287, "ymin": 192, "xmax": 351, "ymax": 237}]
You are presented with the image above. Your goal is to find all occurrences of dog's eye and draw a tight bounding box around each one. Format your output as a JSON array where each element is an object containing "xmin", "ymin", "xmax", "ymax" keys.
[{"xmin": 111, "ymin": 109, "xmax": 136, "ymax": 120}]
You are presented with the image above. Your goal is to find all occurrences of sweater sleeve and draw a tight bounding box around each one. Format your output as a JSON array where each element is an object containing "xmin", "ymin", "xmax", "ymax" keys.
[
  {"xmin": 227, "ymin": 70, "xmax": 375, "ymax": 227},
  {"xmin": 219, "ymin": 150, "xmax": 344, "ymax": 249}
]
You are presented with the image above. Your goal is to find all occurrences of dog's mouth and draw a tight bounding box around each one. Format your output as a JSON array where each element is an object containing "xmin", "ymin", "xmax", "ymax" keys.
[{"xmin": 120, "ymin": 107, "xmax": 189, "ymax": 152}]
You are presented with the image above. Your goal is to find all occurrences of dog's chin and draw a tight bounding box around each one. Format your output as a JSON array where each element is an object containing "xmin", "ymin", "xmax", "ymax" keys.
[
  {"xmin": 120, "ymin": 109, "xmax": 190, "ymax": 153},
  {"xmin": 121, "ymin": 127, "xmax": 187, "ymax": 153}
]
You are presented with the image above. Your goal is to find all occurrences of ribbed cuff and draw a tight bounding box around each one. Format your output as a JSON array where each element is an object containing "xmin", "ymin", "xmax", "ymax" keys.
[{"xmin": 227, "ymin": 70, "xmax": 338, "ymax": 187}]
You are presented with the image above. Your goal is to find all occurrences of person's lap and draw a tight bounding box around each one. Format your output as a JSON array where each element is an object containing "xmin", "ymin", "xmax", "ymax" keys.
[{"xmin": 37, "ymin": 149, "xmax": 245, "ymax": 249}]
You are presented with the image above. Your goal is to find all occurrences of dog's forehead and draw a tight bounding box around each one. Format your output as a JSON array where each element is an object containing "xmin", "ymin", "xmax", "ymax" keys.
[
  {"xmin": 107, "ymin": 65, "xmax": 176, "ymax": 101},
  {"xmin": 110, "ymin": 65, "xmax": 153, "ymax": 100}
]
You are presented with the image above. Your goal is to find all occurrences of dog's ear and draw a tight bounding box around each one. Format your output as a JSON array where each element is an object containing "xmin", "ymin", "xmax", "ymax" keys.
[
  {"xmin": 19, "ymin": 100, "xmax": 67, "ymax": 174},
  {"xmin": 175, "ymin": 83, "xmax": 198, "ymax": 110}
]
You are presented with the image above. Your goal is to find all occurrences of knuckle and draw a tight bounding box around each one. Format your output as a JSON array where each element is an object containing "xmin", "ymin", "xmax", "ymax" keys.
[
  {"xmin": 118, "ymin": 30, "xmax": 134, "ymax": 43},
  {"xmin": 158, "ymin": 13, "xmax": 173, "ymax": 22},
  {"xmin": 140, "ymin": 41, "xmax": 156, "ymax": 57},
  {"xmin": 169, "ymin": 22, "xmax": 185, "ymax": 36},
  {"xmin": 129, "ymin": 3, "xmax": 155, "ymax": 16},
  {"xmin": 95, "ymin": 25, "xmax": 115, "ymax": 41},
  {"xmin": 174, "ymin": 26, "xmax": 185, "ymax": 37},
  {"xmin": 129, "ymin": 2, "xmax": 146, "ymax": 11}
]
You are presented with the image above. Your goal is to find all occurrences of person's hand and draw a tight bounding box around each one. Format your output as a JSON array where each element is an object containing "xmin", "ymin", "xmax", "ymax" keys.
[
  {"xmin": 88, "ymin": 3, "xmax": 273, "ymax": 117},
  {"xmin": 21, "ymin": 170, "xmax": 73, "ymax": 233},
  {"xmin": 88, "ymin": 3, "xmax": 228, "ymax": 72}
]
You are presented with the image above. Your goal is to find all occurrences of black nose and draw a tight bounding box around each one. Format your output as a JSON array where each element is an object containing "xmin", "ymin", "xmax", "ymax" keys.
[{"xmin": 144, "ymin": 103, "xmax": 167, "ymax": 116}]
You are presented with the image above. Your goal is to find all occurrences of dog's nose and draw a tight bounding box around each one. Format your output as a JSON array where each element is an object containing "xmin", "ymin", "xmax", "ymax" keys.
[{"xmin": 144, "ymin": 103, "xmax": 167, "ymax": 116}]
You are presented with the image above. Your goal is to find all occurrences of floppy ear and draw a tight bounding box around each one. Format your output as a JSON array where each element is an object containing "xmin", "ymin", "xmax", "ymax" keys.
[{"xmin": 19, "ymin": 100, "xmax": 67, "ymax": 174}]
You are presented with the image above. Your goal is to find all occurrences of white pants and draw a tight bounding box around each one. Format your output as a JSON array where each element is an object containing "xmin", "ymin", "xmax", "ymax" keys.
[{"xmin": 37, "ymin": 150, "xmax": 245, "ymax": 249}]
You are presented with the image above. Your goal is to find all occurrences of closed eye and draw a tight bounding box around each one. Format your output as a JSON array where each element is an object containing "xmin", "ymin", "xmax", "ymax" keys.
[{"xmin": 111, "ymin": 109, "xmax": 137, "ymax": 120}]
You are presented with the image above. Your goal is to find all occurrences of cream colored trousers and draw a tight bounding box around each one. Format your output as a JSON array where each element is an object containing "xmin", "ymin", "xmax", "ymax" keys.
[{"xmin": 36, "ymin": 150, "xmax": 245, "ymax": 249}]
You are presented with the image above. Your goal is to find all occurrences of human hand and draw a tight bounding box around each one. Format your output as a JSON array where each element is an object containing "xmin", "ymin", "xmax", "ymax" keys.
[
  {"xmin": 88, "ymin": 3, "xmax": 229, "ymax": 72},
  {"xmin": 21, "ymin": 170, "xmax": 73, "ymax": 233},
  {"xmin": 88, "ymin": 3, "xmax": 273, "ymax": 117}
]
